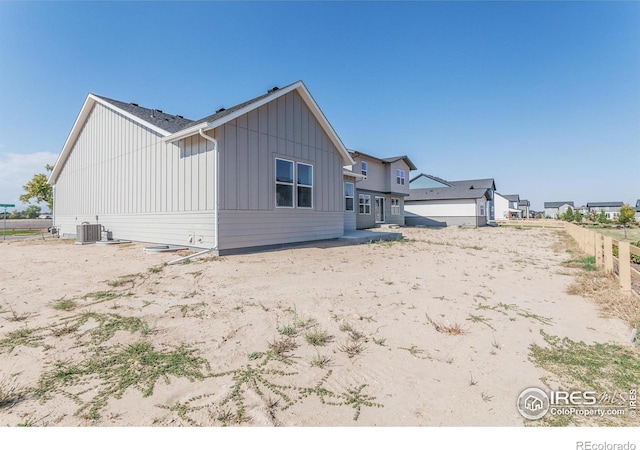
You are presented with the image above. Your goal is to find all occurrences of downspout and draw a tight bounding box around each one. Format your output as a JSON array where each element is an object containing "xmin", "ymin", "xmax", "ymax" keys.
[{"xmin": 198, "ymin": 128, "xmax": 219, "ymax": 251}]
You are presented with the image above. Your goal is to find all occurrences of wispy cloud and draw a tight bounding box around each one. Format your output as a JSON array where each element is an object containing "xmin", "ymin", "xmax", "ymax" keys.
[{"xmin": 0, "ymin": 151, "xmax": 58, "ymax": 209}]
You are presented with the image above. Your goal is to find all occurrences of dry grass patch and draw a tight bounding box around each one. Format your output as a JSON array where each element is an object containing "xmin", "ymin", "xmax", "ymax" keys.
[
  {"xmin": 567, "ymin": 270, "xmax": 640, "ymax": 330},
  {"xmin": 425, "ymin": 313, "xmax": 467, "ymax": 335}
]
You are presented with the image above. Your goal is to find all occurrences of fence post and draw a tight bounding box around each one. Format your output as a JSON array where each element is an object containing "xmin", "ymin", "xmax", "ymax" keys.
[
  {"xmin": 595, "ymin": 233, "xmax": 603, "ymax": 268},
  {"xmin": 618, "ymin": 241, "xmax": 631, "ymax": 292},
  {"xmin": 603, "ymin": 236, "xmax": 613, "ymax": 274}
]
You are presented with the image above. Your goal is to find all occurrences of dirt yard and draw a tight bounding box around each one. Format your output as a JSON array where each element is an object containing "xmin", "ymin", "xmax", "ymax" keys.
[{"xmin": 0, "ymin": 227, "xmax": 636, "ymax": 427}]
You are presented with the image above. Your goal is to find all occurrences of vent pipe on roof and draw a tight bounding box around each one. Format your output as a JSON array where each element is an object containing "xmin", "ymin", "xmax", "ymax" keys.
[
  {"xmin": 130, "ymin": 103, "xmax": 138, "ymax": 107},
  {"xmin": 216, "ymin": 108, "xmax": 226, "ymax": 113},
  {"xmin": 268, "ymin": 86, "xmax": 279, "ymax": 93}
]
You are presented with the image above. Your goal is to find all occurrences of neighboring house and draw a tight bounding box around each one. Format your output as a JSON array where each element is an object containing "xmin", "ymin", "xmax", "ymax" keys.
[
  {"xmin": 518, "ymin": 199, "xmax": 530, "ymax": 219},
  {"xmin": 503, "ymin": 194, "xmax": 522, "ymax": 219},
  {"xmin": 636, "ymin": 199, "xmax": 640, "ymax": 221},
  {"xmin": 405, "ymin": 174, "xmax": 496, "ymax": 227},
  {"xmin": 405, "ymin": 186, "xmax": 492, "ymax": 228},
  {"xmin": 493, "ymin": 192, "xmax": 510, "ymax": 221},
  {"xmin": 49, "ymin": 81, "xmax": 357, "ymax": 254},
  {"xmin": 544, "ymin": 201, "xmax": 574, "ymax": 219},
  {"xmin": 448, "ymin": 178, "xmax": 496, "ymax": 222},
  {"xmin": 494, "ymin": 192, "xmax": 522, "ymax": 221},
  {"xmin": 586, "ymin": 202, "xmax": 624, "ymax": 221},
  {"xmin": 348, "ymin": 150, "xmax": 416, "ymax": 229}
]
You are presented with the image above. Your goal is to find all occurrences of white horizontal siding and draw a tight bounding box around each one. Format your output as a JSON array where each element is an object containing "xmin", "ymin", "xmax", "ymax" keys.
[
  {"xmin": 218, "ymin": 210, "xmax": 343, "ymax": 250},
  {"xmin": 55, "ymin": 211, "xmax": 216, "ymax": 248},
  {"xmin": 405, "ymin": 199, "xmax": 475, "ymax": 217}
]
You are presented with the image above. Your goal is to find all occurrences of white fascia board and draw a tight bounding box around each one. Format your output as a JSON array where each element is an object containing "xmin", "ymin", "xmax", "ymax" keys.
[
  {"xmin": 294, "ymin": 82, "xmax": 354, "ymax": 166},
  {"xmin": 49, "ymin": 94, "xmax": 96, "ymax": 184},
  {"xmin": 49, "ymin": 94, "xmax": 171, "ymax": 184},
  {"xmin": 343, "ymin": 169, "xmax": 366, "ymax": 180},
  {"xmin": 162, "ymin": 122, "xmax": 209, "ymax": 143}
]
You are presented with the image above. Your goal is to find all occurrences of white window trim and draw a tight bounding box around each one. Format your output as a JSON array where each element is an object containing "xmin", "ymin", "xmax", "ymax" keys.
[
  {"xmin": 361, "ymin": 161, "xmax": 368, "ymax": 179},
  {"xmin": 345, "ymin": 182, "xmax": 354, "ymax": 212},
  {"xmin": 375, "ymin": 196, "xmax": 385, "ymax": 223},
  {"xmin": 391, "ymin": 198, "xmax": 400, "ymax": 215},
  {"xmin": 296, "ymin": 162, "xmax": 313, "ymax": 209},
  {"xmin": 359, "ymin": 193, "xmax": 371, "ymax": 215},
  {"xmin": 396, "ymin": 169, "xmax": 406, "ymax": 185},
  {"xmin": 275, "ymin": 158, "xmax": 314, "ymax": 209}
]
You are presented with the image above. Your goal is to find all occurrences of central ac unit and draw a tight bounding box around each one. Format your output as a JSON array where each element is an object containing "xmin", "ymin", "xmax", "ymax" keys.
[{"xmin": 76, "ymin": 223, "xmax": 102, "ymax": 244}]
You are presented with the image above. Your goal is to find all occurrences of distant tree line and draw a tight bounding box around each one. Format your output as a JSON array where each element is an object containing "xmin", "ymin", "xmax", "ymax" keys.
[{"xmin": 1, "ymin": 205, "xmax": 47, "ymax": 219}]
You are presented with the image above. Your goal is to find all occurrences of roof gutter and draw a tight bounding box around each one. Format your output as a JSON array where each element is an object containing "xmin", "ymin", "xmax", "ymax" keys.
[
  {"xmin": 163, "ymin": 122, "xmax": 210, "ymax": 143},
  {"xmin": 198, "ymin": 128, "xmax": 219, "ymax": 251}
]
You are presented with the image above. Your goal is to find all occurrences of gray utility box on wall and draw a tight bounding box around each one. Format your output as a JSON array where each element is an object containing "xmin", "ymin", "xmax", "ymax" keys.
[{"xmin": 76, "ymin": 223, "xmax": 102, "ymax": 244}]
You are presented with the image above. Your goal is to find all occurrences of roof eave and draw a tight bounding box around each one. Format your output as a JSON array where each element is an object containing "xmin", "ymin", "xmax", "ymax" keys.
[
  {"xmin": 162, "ymin": 82, "xmax": 355, "ymax": 166},
  {"xmin": 49, "ymin": 94, "xmax": 172, "ymax": 185}
]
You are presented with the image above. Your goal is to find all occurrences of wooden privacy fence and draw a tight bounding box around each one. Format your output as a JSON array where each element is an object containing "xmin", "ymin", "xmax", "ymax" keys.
[{"xmin": 564, "ymin": 223, "xmax": 640, "ymax": 294}]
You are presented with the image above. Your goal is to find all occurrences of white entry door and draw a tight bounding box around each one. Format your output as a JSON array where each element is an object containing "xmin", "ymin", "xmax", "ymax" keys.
[{"xmin": 375, "ymin": 196, "xmax": 385, "ymax": 223}]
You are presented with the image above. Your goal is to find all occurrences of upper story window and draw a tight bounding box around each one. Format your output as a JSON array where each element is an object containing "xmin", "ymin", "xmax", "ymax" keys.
[
  {"xmin": 344, "ymin": 182, "xmax": 354, "ymax": 212},
  {"xmin": 361, "ymin": 161, "xmax": 368, "ymax": 178},
  {"xmin": 396, "ymin": 169, "xmax": 406, "ymax": 185}
]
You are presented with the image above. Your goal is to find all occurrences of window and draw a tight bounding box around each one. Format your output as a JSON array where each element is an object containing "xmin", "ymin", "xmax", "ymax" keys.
[
  {"xmin": 361, "ymin": 161, "xmax": 368, "ymax": 178},
  {"xmin": 275, "ymin": 158, "xmax": 313, "ymax": 209},
  {"xmin": 297, "ymin": 162, "xmax": 313, "ymax": 208},
  {"xmin": 479, "ymin": 204, "xmax": 485, "ymax": 216},
  {"xmin": 359, "ymin": 194, "xmax": 371, "ymax": 214},
  {"xmin": 396, "ymin": 169, "xmax": 406, "ymax": 185},
  {"xmin": 391, "ymin": 198, "xmax": 400, "ymax": 215},
  {"xmin": 345, "ymin": 182, "xmax": 354, "ymax": 212},
  {"xmin": 276, "ymin": 158, "xmax": 294, "ymax": 207}
]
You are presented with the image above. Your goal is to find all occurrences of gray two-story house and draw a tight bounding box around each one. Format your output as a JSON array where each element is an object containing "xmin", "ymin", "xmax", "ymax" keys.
[{"xmin": 348, "ymin": 150, "xmax": 416, "ymax": 229}]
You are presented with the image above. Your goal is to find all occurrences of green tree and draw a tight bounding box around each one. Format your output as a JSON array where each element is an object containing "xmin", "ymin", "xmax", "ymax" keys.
[
  {"xmin": 618, "ymin": 204, "xmax": 636, "ymax": 239},
  {"xmin": 564, "ymin": 206, "xmax": 574, "ymax": 222},
  {"xmin": 597, "ymin": 210, "xmax": 608, "ymax": 224},
  {"xmin": 8, "ymin": 209, "xmax": 23, "ymax": 219},
  {"xmin": 23, "ymin": 205, "xmax": 41, "ymax": 219},
  {"xmin": 573, "ymin": 209, "xmax": 582, "ymax": 223},
  {"xmin": 20, "ymin": 164, "xmax": 54, "ymax": 211}
]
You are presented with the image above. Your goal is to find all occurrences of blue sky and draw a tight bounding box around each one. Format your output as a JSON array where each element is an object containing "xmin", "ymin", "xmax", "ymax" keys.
[{"xmin": 0, "ymin": 1, "xmax": 638, "ymax": 212}]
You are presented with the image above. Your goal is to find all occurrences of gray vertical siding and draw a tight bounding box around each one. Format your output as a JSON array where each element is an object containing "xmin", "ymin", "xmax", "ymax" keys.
[
  {"xmin": 216, "ymin": 90, "xmax": 346, "ymax": 251},
  {"xmin": 53, "ymin": 102, "xmax": 217, "ymax": 247},
  {"xmin": 355, "ymin": 192, "xmax": 404, "ymax": 229}
]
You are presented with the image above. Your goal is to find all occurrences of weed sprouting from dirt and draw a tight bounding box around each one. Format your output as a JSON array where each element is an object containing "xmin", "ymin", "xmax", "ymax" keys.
[
  {"xmin": 530, "ymin": 330, "xmax": 640, "ymax": 392},
  {"xmin": 564, "ymin": 256, "xmax": 597, "ymax": 272},
  {"xmin": 35, "ymin": 341, "xmax": 209, "ymax": 420},
  {"xmin": 475, "ymin": 303, "xmax": 553, "ymax": 326},
  {"xmin": 425, "ymin": 313, "xmax": 467, "ymax": 335},
  {"xmin": 0, "ymin": 377, "xmax": 26, "ymax": 409},
  {"xmin": 52, "ymin": 298, "xmax": 77, "ymax": 311},
  {"xmin": 54, "ymin": 312, "xmax": 153, "ymax": 346},
  {"xmin": 304, "ymin": 328, "xmax": 332, "ymax": 346},
  {"xmin": 0, "ymin": 327, "xmax": 46, "ymax": 353},
  {"xmin": 337, "ymin": 339, "xmax": 365, "ymax": 358},
  {"xmin": 466, "ymin": 314, "xmax": 496, "ymax": 331},
  {"xmin": 529, "ymin": 330, "xmax": 640, "ymax": 425}
]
